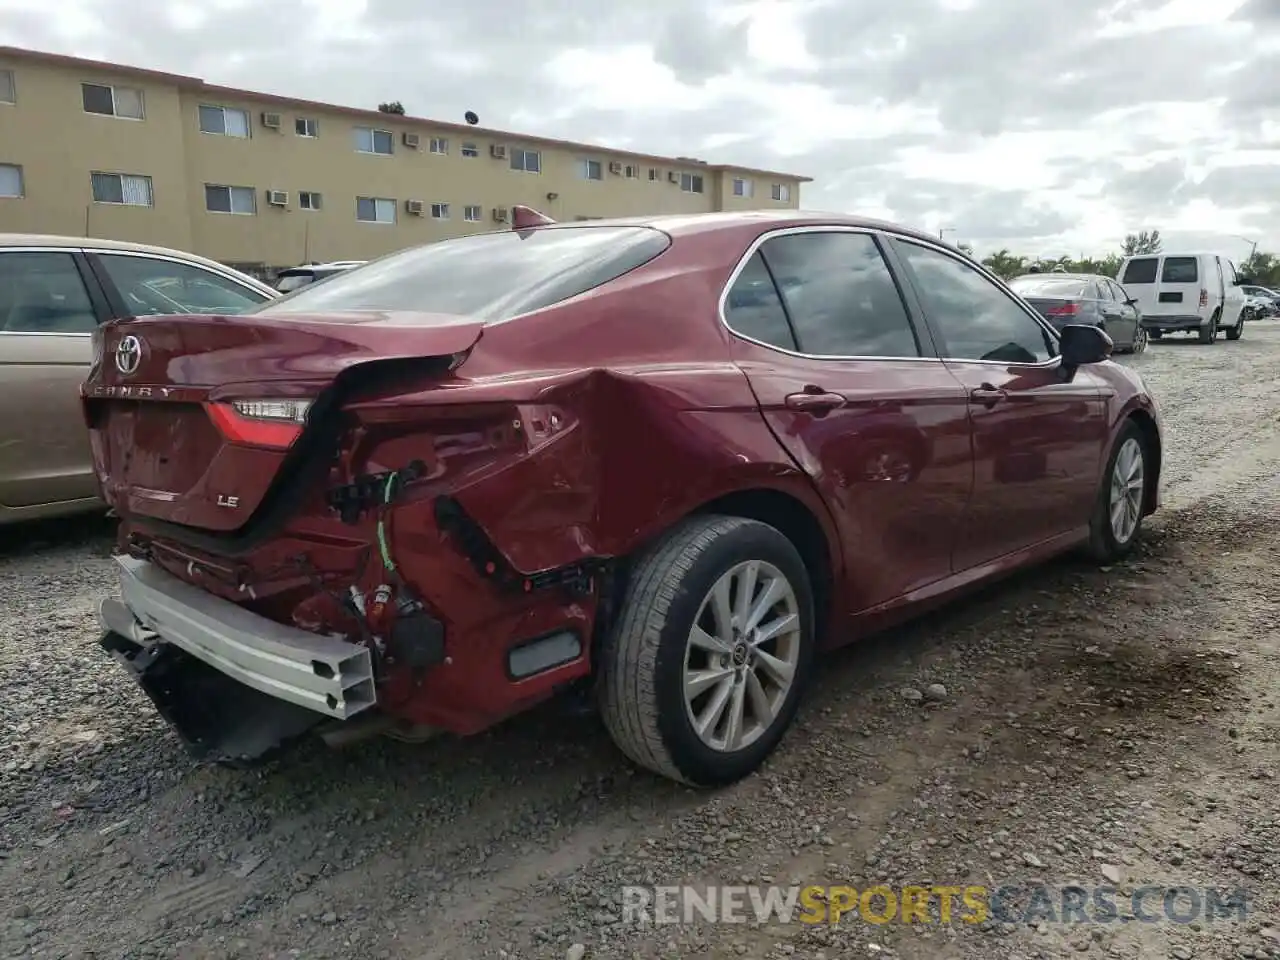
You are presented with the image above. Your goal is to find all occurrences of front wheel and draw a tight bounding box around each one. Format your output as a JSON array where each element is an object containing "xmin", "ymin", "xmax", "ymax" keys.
[
  {"xmin": 1130, "ymin": 326, "xmax": 1148, "ymax": 354},
  {"xmin": 1086, "ymin": 421, "xmax": 1149, "ymax": 563},
  {"xmin": 599, "ymin": 515, "xmax": 816, "ymax": 787}
]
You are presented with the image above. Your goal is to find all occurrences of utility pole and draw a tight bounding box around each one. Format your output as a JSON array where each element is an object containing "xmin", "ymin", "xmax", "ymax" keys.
[{"xmin": 1232, "ymin": 234, "xmax": 1257, "ymax": 262}]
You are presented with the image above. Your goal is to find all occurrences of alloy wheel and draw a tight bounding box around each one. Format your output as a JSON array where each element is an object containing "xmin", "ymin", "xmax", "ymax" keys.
[
  {"xmin": 1109, "ymin": 437, "xmax": 1145, "ymax": 545},
  {"xmin": 683, "ymin": 560, "xmax": 802, "ymax": 753}
]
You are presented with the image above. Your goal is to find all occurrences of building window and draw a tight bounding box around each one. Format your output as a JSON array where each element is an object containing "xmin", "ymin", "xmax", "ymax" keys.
[
  {"xmin": 299, "ymin": 191, "xmax": 322, "ymax": 211},
  {"xmin": 354, "ymin": 127, "xmax": 394, "ymax": 155},
  {"xmin": 733, "ymin": 178, "xmax": 754, "ymax": 198},
  {"xmin": 356, "ymin": 196, "xmax": 396, "ymax": 223},
  {"xmin": 680, "ymin": 172, "xmax": 704, "ymax": 194},
  {"xmin": 430, "ymin": 202, "xmax": 450, "ymax": 219},
  {"xmin": 0, "ymin": 69, "xmax": 14, "ymax": 104},
  {"xmin": 198, "ymin": 104, "xmax": 250, "ymax": 137},
  {"xmin": 624, "ymin": 164, "xmax": 639, "ymax": 179},
  {"xmin": 429, "ymin": 137, "xmax": 448, "ymax": 155},
  {"xmin": 82, "ymin": 82, "xmax": 145, "ymax": 120},
  {"xmin": 771, "ymin": 183, "xmax": 791, "ymax": 202},
  {"xmin": 91, "ymin": 172, "xmax": 153, "ymax": 206},
  {"xmin": 648, "ymin": 167, "xmax": 660, "ymax": 182},
  {"xmin": 0, "ymin": 163, "xmax": 23, "ymax": 198},
  {"xmin": 510, "ymin": 148, "xmax": 541, "ymax": 173},
  {"xmin": 295, "ymin": 117, "xmax": 318, "ymax": 137},
  {"xmin": 581, "ymin": 159, "xmax": 603, "ymax": 181},
  {"xmin": 461, "ymin": 142, "xmax": 479, "ymax": 158},
  {"xmin": 204, "ymin": 184, "xmax": 256, "ymax": 215},
  {"xmin": 463, "ymin": 204, "xmax": 482, "ymax": 222}
]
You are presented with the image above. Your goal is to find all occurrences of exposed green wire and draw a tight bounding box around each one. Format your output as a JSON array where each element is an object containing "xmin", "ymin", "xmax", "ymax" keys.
[{"xmin": 376, "ymin": 471, "xmax": 398, "ymax": 573}]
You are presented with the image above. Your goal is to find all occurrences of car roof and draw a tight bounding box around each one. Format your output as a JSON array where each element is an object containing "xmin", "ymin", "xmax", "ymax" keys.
[
  {"xmin": 0, "ymin": 233, "xmax": 276, "ymax": 291},
  {"xmin": 1011, "ymin": 272, "xmax": 1106, "ymax": 282},
  {"xmin": 523, "ymin": 209, "xmax": 956, "ymax": 246}
]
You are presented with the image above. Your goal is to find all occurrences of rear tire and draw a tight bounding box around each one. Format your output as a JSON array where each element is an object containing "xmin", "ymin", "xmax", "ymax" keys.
[
  {"xmin": 1148, "ymin": 329, "xmax": 1163, "ymax": 341},
  {"xmin": 1226, "ymin": 316, "xmax": 1243, "ymax": 341},
  {"xmin": 1086, "ymin": 420, "xmax": 1149, "ymax": 563},
  {"xmin": 599, "ymin": 515, "xmax": 816, "ymax": 787},
  {"xmin": 1198, "ymin": 312, "xmax": 1219, "ymax": 344}
]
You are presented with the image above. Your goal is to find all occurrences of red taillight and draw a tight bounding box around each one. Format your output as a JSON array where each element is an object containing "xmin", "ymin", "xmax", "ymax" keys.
[
  {"xmin": 1045, "ymin": 302, "xmax": 1081, "ymax": 316},
  {"xmin": 205, "ymin": 399, "xmax": 311, "ymax": 449},
  {"xmin": 1199, "ymin": 289, "xmax": 1208, "ymax": 307}
]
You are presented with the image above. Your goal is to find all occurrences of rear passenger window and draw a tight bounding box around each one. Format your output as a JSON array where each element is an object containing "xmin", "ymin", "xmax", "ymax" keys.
[
  {"xmin": 1121, "ymin": 258, "xmax": 1158, "ymax": 284},
  {"xmin": 757, "ymin": 232, "xmax": 920, "ymax": 357},
  {"xmin": 1161, "ymin": 257, "xmax": 1198, "ymax": 283},
  {"xmin": 0, "ymin": 251, "xmax": 99, "ymax": 334},
  {"xmin": 724, "ymin": 252, "xmax": 797, "ymax": 351}
]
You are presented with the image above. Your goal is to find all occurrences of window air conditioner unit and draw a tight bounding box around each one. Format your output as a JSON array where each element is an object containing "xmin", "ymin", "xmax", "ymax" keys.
[
  {"xmin": 492, "ymin": 206, "xmax": 509, "ymax": 222},
  {"xmin": 266, "ymin": 190, "xmax": 289, "ymax": 206},
  {"xmin": 403, "ymin": 132, "xmax": 420, "ymax": 149},
  {"xmin": 490, "ymin": 144, "xmax": 508, "ymax": 160},
  {"xmin": 608, "ymin": 161, "xmax": 623, "ymax": 175},
  {"xmin": 667, "ymin": 171, "xmax": 679, "ymax": 184},
  {"xmin": 261, "ymin": 112, "xmax": 282, "ymax": 129},
  {"xmin": 406, "ymin": 199, "xmax": 425, "ymax": 215}
]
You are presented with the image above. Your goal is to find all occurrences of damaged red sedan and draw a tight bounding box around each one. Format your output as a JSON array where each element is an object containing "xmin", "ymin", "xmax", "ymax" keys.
[{"xmin": 83, "ymin": 208, "xmax": 1162, "ymax": 787}]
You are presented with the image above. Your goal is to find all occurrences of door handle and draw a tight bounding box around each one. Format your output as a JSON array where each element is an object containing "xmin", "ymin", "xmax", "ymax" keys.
[
  {"xmin": 969, "ymin": 384, "xmax": 1007, "ymax": 407},
  {"xmin": 784, "ymin": 390, "xmax": 846, "ymax": 414}
]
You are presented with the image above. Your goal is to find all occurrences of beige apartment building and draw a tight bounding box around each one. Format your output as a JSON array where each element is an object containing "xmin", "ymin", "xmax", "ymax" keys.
[{"xmin": 0, "ymin": 46, "xmax": 811, "ymax": 273}]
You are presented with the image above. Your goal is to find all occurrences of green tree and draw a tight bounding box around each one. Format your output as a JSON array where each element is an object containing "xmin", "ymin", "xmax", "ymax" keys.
[
  {"xmin": 1122, "ymin": 230, "xmax": 1162, "ymax": 256},
  {"xmin": 981, "ymin": 248, "xmax": 1028, "ymax": 279},
  {"xmin": 377, "ymin": 101, "xmax": 406, "ymax": 115}
]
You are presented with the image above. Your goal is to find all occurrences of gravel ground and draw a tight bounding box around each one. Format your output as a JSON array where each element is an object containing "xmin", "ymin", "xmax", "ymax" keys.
[{"xmin": 3, "ymin": 326, "xmax": 1280, "ymax": 960}]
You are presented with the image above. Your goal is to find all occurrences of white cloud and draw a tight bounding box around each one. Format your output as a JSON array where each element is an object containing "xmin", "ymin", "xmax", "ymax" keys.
[{"xmin": 0, "ymin": 0, "xmax": 1278, "ymax": 257}]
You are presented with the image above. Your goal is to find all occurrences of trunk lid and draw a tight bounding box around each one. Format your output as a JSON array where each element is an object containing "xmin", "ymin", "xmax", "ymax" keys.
[{"xmin": 83, "ymin": 311, "xmax": 485, "ymax": 533}]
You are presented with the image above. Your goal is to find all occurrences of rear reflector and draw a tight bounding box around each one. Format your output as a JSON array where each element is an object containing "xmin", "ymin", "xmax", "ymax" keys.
[{"xmin": 205, "ymin": 399, "xmax": 312, "ymax": 449}]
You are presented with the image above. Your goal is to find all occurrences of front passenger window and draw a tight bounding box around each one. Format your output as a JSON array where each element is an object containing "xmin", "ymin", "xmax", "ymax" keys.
[{"xmin": 892, "ymin": 240, "xmax": 1056, "ymax": 364}]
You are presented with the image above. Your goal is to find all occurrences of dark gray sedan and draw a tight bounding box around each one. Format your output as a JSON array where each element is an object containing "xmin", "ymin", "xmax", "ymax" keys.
[{"xmin": 1007, "ymin": 272, "xmax": 1146, "ymax": 353}]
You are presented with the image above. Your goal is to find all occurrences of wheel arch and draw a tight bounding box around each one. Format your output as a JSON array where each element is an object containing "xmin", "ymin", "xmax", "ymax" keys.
[
  {"xmin": 1125, "ymin": 408, "xmax": 1162, "ymax": 517},
  {"xmin": 589, "ymin": 483, "xmax": 842, "ymax": 672}
]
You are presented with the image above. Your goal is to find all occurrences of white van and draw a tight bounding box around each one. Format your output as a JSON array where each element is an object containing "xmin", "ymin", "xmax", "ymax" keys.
[{"xmin": 1117, "ymin": 252, "xmax": 1249, "ymax": 344}]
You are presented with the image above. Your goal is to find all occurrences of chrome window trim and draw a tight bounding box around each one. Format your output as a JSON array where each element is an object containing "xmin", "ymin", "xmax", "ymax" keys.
[{"xmin": 715, "ymin": 224, "xmax": 939, "ymax": 364}]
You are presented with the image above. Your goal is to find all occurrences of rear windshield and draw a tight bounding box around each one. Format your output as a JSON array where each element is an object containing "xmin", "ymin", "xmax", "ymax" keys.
[
  {"xmin": 1008, "ymin": 277, "xmax": 1090, "ymax": 298},
  {"xmin": 274, "ymin": 274, "xmax": 315, "ymax": 294},
  {"xmin": 254, "ymin": 225, "xmax": 671, "ymax": 322},
  {"xmin": 1121, "ymin": 258, "xmax": 1158, "ymax": 285},
  {"xmin": 1161, "ymin": 257, "xmax": 1199, "ymax": 283}
]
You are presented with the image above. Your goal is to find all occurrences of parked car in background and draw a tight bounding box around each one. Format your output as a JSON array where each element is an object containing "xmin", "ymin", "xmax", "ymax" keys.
[
  {"xmin": 0, "ymin": 234, "xmax": 277, "ymax": 526},
  {"xmin": 273, "ymin": 261, "xmax": 366, "ymax": 293},
  {"xmin": 1241, "ymin": 285, "xmax": 1280, "ymax": 318},
  {"xmin": 1118, "ymin": 252, "xmax": 1250, "ymax": 343},
  {"xmin": 86, "ymin": 208, "xmax": 1162, "ymax": 787},
  {"xmin": 1007, "ymin": 272, "xmax": 1146, "ymax": 353}
]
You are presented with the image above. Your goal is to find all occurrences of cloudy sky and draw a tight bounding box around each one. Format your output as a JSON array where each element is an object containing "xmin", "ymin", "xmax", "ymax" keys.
[{"xmin": 3, "ymin": 0, "xmax": 1278, "ymax": 259}]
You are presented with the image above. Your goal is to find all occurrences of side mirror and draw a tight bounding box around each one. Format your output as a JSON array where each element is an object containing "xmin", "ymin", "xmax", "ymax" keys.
[
  {"xmin": 1125, "ymin": 297, "xmax": 1139, "ymax": 306},
  {"xmin": 1059, "ymin": 323, "xmax": 1112, "ymax": 367}
]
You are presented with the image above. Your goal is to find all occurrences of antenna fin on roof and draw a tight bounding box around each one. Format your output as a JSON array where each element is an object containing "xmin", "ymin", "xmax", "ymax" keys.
[{"xmin": 511, "ymin": 205, "xmax": 556, "ymax": 230}]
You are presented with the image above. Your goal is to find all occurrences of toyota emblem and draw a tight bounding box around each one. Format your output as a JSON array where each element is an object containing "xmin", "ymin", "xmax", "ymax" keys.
[{"xmin": 115, "ymin": 335, "xmax": 143, "ymax": 376}]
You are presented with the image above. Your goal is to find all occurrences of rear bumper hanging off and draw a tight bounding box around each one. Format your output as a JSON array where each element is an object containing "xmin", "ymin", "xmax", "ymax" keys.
[{"xmin": 98, "ymin": 555, "xmax": 377, "ymax": 762}]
